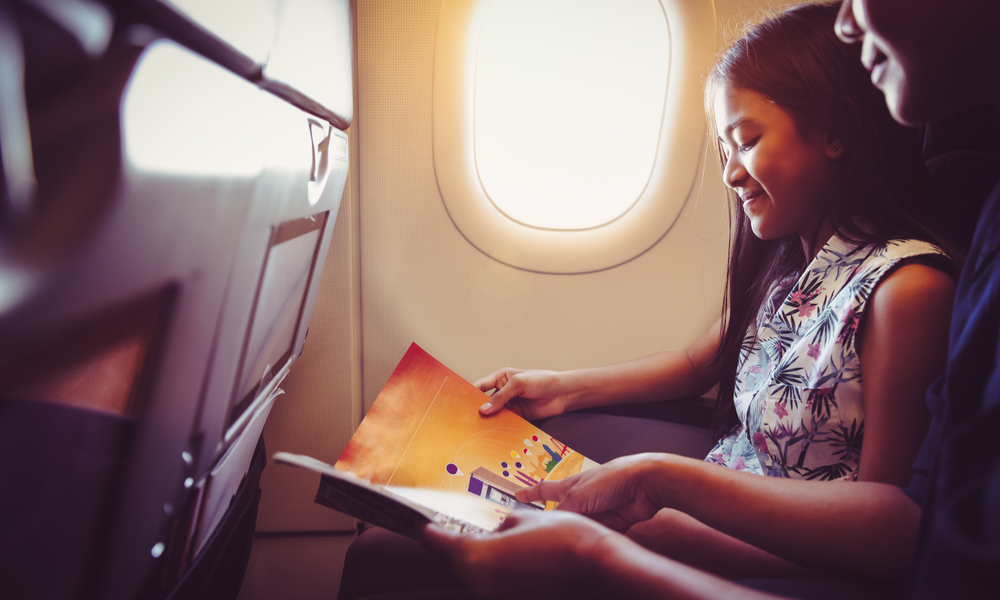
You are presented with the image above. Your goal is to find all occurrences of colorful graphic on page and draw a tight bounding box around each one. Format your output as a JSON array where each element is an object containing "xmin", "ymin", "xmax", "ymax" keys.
[{"xmin": 335, "ymin": 343, "xmax": 598, "ymax": 525}]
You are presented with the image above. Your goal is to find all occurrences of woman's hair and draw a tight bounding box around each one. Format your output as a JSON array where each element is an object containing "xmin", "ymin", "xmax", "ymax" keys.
[{"xmin": 706, "ymin": 2, "xmax": 957, "ymax": 438}]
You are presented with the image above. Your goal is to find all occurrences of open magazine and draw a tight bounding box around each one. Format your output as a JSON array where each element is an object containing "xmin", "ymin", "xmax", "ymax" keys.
[{"xmin": 274, "ymin": 343, "xmax": 599, "ymax": 538}]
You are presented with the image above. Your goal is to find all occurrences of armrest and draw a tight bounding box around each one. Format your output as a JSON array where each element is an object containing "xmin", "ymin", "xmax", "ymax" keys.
[{"xmin": 576, "ymin": 396, "xmax": 715, "ymax": 429}]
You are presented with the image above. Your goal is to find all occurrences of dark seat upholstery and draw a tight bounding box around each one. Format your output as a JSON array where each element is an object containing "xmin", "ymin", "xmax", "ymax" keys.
[
  {"xmin": 922, "ymin": 106, "xmax": 1000, "ymax": 252},
  {"xmin": 926, "ymin": 151, "xmax": 1000, "ymax": 251}
]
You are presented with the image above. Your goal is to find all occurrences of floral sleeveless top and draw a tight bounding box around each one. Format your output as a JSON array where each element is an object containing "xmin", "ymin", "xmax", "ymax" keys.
[{"xmin": 705, "ymin": 235, "xmax": 948, "ymax": 481}]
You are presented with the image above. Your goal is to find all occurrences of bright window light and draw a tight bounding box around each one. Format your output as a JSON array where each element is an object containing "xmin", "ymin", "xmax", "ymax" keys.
[
  {"xmin": 474, "ymin": 0, "xmax": 670, "ymax": 230},
  {"xmin": 434, "ymin": 0, "xmax": 715, "ymax": 272}
]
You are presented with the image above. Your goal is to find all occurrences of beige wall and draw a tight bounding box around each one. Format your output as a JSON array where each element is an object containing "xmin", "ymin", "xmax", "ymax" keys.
[{"xmin": 258, "ymin": 0, "xmax": 802, "ymax": 533}]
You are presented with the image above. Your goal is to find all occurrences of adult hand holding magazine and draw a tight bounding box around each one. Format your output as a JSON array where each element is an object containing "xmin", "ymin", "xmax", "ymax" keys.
[{"xmin": 274, "ymin": 343, "xmax": 599, "ymax": 537}]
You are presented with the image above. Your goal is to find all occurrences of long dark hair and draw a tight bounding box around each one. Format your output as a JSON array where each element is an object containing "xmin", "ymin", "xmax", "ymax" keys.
[{"xmin": 707, "ymin": 2, "xmax": 957, "ymax": 438}]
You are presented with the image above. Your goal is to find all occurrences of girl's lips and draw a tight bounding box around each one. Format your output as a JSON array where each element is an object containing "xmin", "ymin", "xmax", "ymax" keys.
[{"xmin": 741, "ymin": 191, "xmax": 762, "ymax": 209}]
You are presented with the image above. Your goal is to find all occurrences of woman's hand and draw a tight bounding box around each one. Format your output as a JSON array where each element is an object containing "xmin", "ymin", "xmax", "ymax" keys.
[
  {"xmin": 423, "ymin": 511, "xmax": 615, "ymax": 600},
  {"xmin": 517, "ymin": 453, "xmax": 670, "ymax": 532},
  {"xmin": 424, "ymin": 509, "xmax": 780, "ymax": 600},
  {"xmin": 473, "ymin": 368, "xmax": 575, "ymax": 419}
]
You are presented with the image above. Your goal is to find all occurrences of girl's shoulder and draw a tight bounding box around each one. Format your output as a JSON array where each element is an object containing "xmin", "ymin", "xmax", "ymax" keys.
[
  {"xmin": 869, "ymin": 238, "xmax": 950, "ymax": 262},
  {"xmin": 867, "ymin": 238, "xmax": 958, "ymax": 280},
  {"xmin": 863, "ymin": 239, "xmax": 957, "ymax": 331}
]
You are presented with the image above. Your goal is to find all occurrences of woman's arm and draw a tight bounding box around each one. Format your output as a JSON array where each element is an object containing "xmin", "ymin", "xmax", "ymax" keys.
[
  {"xmin": 423, "ymin": 510, "xmax": 784, "ymax": 600},
  {"xmin": 625, "ymin": 507, "xmax": 815, "ymax": 579},
  {"xmin": 857, "ymin": 263, "xmax": 954, "ymax": 485},
  {"xmin": 476, "ymin": 319, "xmax": 724, "ymax": 419},
  {"xmin": 520, "ymin": 453, "xmax": 921, "ymax": 584}
]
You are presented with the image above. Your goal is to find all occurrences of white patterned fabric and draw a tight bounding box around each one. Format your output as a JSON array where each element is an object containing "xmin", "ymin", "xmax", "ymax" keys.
[{"xmin": 705, "ymin": 235, "xmax": 948, "ymax": 480}]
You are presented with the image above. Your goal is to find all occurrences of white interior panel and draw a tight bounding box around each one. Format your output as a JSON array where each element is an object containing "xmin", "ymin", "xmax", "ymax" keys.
[
  {"xmin": 256, "ymin": 0, "xmax": 803, "ymax": 533},
  {"xmin": 357, "ymin": 0, "xmax": 728, "ymax": 410}
]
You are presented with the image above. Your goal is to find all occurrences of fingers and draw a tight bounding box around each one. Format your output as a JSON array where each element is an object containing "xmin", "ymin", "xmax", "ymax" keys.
[
  {"xmin": 504, "ymin": 400, "xmax": 525, "ymax": 419},
  {"xmin": 516, "ymin": 478, "xmax": 571, "ymax": 504},
  {"xmin": 496, "ymin": 512, "xmax": 523, "ymax": 533},
  {"xmin": 589, "ymin": 510, "xmax": 634, "ymax": 534},
  {"xmin": 474, "ymin": 369, "xmax": 518, "ymax": 415},
  {"xmin": 517, "ymin": 474, "xmax": 606, "ymax": 516},
  {"xmin": 472, "ymin": 370, "xmax": 504, "ymax": 393},
  {"xmin": 479, "ymin": 374, "xmax": 523, "ymax": 415}
]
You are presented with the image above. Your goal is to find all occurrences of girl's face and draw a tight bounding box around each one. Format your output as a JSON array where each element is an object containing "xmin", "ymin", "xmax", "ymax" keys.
[{"xmin": 713, "ymin": 86, "xmax": 842, "ymax": 247}]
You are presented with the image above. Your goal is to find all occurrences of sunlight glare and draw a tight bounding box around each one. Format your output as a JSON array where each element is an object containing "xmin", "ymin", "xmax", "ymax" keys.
[{"xmin": 474, "ymin": 0, "xmax": 670, "ymax": 230}]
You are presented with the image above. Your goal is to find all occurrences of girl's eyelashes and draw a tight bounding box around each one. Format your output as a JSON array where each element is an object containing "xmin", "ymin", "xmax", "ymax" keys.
[
  {"xmin": 738, "ymin": 136, "xmax": 760, "ymax": 152},
  {"xmin": 718, "ymin": 133, "xmax": 757, "ymax": 161}
]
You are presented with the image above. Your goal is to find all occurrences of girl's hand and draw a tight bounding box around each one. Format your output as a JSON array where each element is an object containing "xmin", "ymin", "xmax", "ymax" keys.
[
  {"xmin": 517, "ymin": 453, "xmax": 669, "ymax": 532},
  {"xmin": 423, "ymin": 511, "xmax": 614, "ymax": 600},
  {"xmin": 473, "ymin": 368, "xmax": 575, "ymax": 419}
]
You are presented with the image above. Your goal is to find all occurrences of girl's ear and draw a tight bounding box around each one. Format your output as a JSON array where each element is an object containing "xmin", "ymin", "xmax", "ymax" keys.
[{"xmin": 824, "ymin": 133, "xmax": 845, "ymax": 159}]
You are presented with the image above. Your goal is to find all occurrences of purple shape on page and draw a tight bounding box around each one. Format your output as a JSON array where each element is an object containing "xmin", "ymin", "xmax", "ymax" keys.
[{"xmin": 517, "ymin": 471, "xmax": 538, "ymax": 484}]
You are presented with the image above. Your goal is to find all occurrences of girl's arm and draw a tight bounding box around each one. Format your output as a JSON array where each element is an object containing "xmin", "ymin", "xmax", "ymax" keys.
[
  {"xmin": 476, "ymin": 318, "xmax": 724, "ymax": 419},
  {"xmin": 857, "ymin": 263, "xmax": 955, "ymax": 485},
  {"xmin": 520, "ymin": 453, "xmax": 921, "ymax": 584}
]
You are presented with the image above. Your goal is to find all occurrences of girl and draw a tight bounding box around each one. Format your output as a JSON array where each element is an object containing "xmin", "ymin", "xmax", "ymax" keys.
[
  {"xmin": 477, "ymin": 2, "xmax": 956, "ymax": 489},
  {"xmin": 343, "ymin": 3, "xmax": 957, "ymax": 597},
  {"xmin": 466, "ymin": 0, "xmax": 956, "ymax": 581}
]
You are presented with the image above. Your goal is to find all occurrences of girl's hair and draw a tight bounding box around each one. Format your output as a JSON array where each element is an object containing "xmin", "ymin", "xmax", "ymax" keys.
[{"xmin": 706, "ymin": 2, "xmax": 957, "ymax": 438}]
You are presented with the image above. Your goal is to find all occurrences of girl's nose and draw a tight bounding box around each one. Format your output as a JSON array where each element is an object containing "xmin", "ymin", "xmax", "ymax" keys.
[
  {"xmin": 835, "ymin": 0, "xmax": 864, "ymax": 44},
  {"xmin": 723, "ymin": 154, "xmax": 747, "ymax": 189}
]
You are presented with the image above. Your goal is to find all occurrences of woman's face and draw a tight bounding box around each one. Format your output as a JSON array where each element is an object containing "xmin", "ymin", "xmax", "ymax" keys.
[
  {"xmin": 713, "ymin": 86, "xmax": 841, "ymax": 244},
  {"xmin": 835, "ymin": 0, "xmax": 996, "ymax": 125}
]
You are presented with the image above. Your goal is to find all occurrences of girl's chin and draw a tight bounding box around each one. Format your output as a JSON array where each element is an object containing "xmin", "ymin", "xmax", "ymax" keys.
[{"xmin": 749, "ymin": 221, "xmax": 782, "ymax": 241}]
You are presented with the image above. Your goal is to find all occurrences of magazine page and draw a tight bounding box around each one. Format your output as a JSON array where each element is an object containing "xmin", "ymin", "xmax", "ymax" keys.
[
  {"xmin": 335, "ymin": 343, "xmax": 599, "ymax": 530},
  {"xmin": 274, "ymin": 452, "xmax": 492, "ymax": 537}
]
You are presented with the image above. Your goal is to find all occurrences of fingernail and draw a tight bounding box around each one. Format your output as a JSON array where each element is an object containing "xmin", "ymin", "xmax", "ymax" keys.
[{"xmin": 480, "ymin": 402, "xmax": 492, "ymax": 412}]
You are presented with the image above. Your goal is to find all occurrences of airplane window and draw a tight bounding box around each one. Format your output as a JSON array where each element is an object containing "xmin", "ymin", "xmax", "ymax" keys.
[
  {"xmin": 475, "ymin": 0, "xmax": 669, "ymax": 230},
  {"xmin": 434, "ymin": 0, "xmax": 716, "ymax": 273}
]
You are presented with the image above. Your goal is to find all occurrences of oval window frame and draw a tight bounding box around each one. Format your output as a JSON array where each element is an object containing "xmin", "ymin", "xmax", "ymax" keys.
[{"xmin": 433, "ymin": 0, "xmax": 717, "ymax": 273}]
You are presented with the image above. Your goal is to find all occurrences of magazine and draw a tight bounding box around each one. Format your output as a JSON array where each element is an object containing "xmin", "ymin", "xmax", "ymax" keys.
[{"xmin": 274, "ymin": 343, "xmax": 599, "ymax": 537}]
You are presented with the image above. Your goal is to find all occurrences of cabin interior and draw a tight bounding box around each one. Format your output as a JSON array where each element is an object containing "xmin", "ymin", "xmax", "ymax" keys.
[{"xmin": 8, "ymin": 0, "xmax": 980, "ymax": 599}]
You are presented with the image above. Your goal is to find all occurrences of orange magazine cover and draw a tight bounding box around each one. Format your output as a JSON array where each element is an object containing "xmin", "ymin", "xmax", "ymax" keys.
[{"xmin": 333, "ymin": 343, "xmax": 598, "ymax": 528}]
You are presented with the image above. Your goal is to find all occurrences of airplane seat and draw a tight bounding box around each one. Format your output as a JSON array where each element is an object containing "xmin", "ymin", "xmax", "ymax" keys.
[
  {"xmin": 160, "ymin": 436, "xmax": 266, "ymax": 600},
  {"xmin": 925, "ymin": 151, "xmax": 1000, "ymax": 252},
  {"xmin": 922, "ymin": 105, "xmax": 1000, "ymax": 160},
  {"xmin": 922, "ymin": 106, "xmax": 1000, "ymax": 252},
  {"xmin": 534, "ymin": 408, "xmax": 716, "ymax": 465},
  {"xmin": 0, "ymin": 1, "xmax": 353, "ymax": 599},
  {"xmin": 532, "ymin": 397, "xmax": 717, "ymax": 465}
]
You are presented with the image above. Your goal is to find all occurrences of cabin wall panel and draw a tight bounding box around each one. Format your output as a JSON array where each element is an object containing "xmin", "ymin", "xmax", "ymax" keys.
[
  {"xmin": 254, "ymin": 0, "xmax": 805, "ymax": 532},
  {"xmin": 356, "ymin": 0, "xmax": 742, "ymax": 410}
]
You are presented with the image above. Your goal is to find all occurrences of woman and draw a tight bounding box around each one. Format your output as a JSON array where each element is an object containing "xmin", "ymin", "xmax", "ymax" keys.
[{"xmin": 343, "ymin": 3, "xmax": 957, "ymax": 597}]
